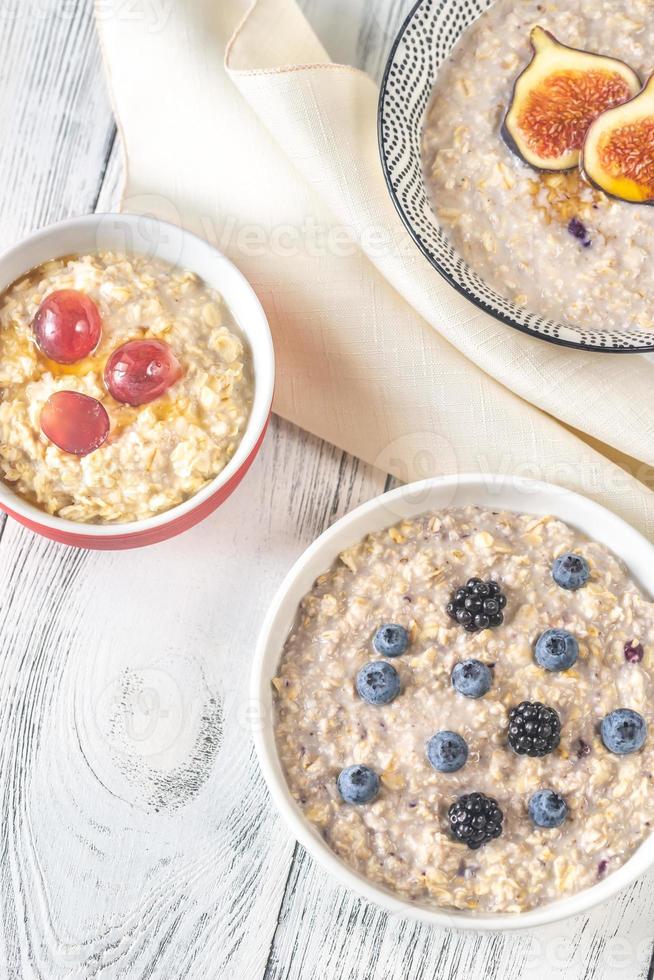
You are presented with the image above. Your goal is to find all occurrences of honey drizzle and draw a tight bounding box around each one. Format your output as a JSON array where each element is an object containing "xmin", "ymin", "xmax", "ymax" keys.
[
  {"xmin": 41, "ymin": 354, "xmax": 106, "ymax": 378},
  {"xmin": 528, "ymin": 170, "xmax": 603, "ymax": 225}
]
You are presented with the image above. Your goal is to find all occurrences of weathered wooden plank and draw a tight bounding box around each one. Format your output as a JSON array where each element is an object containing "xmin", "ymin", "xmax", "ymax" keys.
[
  {"xmin": 94, "ymin": 134, "xmax": 123, "ymax": 215},
  {"xmin": 0, "ymin": 414, "xmax": 387, "ymax": 978},
  {"xmin": 264, "ymin": 845, "xmax": 654, "ymax": 980},
  {"xmin": 0, "ymin": 0, "xmax": 115, "ymax": 247}
]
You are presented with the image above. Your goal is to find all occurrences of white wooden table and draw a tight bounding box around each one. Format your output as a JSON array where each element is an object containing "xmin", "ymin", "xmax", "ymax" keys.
[{"xmin": 1, "ymin": 2, "xmax": 654, "ymax": 977}]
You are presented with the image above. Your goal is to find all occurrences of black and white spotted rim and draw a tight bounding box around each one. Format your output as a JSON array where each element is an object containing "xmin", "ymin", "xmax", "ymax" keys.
[{"xmin": 377, "ymin": 0, "xmax": 654, "ymax": 353}]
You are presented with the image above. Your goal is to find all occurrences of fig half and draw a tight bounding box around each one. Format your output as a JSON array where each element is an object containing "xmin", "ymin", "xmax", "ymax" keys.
[
  {"xmin": 582, "ymin": 74, "xmax": 654, "ymax": 204},
  {"xmin": 502, "ymin": 26, "xmax": 641, "ymax": 171}
]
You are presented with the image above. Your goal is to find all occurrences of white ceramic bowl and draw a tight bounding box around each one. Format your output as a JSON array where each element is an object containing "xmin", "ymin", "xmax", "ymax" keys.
[
  {"xmin": 253, "ymin": 474, "xmax": 654, "ymax": 930},
  {"xmin": 0, "ymin": 213, "xmax": 274, "ymax": 549}
]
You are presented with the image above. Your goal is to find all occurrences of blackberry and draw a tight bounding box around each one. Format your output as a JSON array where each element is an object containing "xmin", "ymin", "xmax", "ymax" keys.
[
  {"xmin": 448, "ymin": 792, "xmax": 503, "ymax": 849},
  {"xmin": 508, "ymin": 701, "xmax": 561, "ymax": 757},
  {"xmin": 446, "ymin": 577, "xmax": 506, "ymax": 632}
]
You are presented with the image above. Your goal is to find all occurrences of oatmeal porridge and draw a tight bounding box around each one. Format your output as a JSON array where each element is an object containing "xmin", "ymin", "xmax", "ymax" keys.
[
  {"xmin": 421, "ymin": 0, "xmax": 654, "ymax": 331},
  {"xmin": 0, "ymin": 252, "xmax": 253, "ymax": 523},
  {"xmin": 273, "ymin": 507, "xmax": 654, "ymax": 913}
]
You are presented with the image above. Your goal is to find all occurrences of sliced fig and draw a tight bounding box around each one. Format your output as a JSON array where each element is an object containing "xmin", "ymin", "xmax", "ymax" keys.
[
  {"xmin": 582, "ymin": 74, "xmax": 654, "ymax": 204},
  {"xmin": 502, "ymin": 26, "xmax": 641, "ymax": 171}
]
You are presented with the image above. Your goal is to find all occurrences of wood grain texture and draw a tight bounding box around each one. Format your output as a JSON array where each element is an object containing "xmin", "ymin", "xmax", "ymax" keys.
[
  {"xmin": 0, "ymin": 0, "xmax": 115, "ymax": 248},
  {"xmin": 265, "ymin": 847, "xmax": 654, "ymax": 980},
  {"xmin": 0, "ymin": 413, "xmax": 387, "ymax": 979},
  {"xmin": 0, "ymin": 0, "xmax": 653, "ymax": 977}
]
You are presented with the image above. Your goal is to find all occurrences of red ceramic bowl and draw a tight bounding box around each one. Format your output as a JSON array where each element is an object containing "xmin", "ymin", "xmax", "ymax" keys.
[{"xmin": 0, "ymin": 213, "xmax": 274, "ymax": 549}]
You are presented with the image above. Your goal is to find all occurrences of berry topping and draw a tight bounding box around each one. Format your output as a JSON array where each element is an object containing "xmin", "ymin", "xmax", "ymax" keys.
[
  {"xmin": 40, "ymin": 391, "xmax": 110, "ymax": 456},
  {"xmin": 528, "ymin": 789, "xmax": 568, "ymax": 828},
  {"xmin": 624, "ymin": 640, "xmax": 645, "ymax": 664},
  {"xmin": 508, "ymin": 701, "xmax": 561, "ymax": 757},
  {"xmin": 451, "ymin": 659, "xmax": 492, "ymax": 699},
  {"xmin": 355, "ymin": 661, "xmax": 401, "ymax": 705},
  {"xmin": 337, "ymin": 765, "xmax": 380, "ymax": 805},
  {"xmin": 552, "ymin": 552, "xmax": 589, "ymax": 590},
  {"xmin": 568, "ymin": 217, "xmax": 592, "ymax": 248},
  {"xmin": 448, "ymin": 792, "xmax": 503, "ymax": 849},
  {"xmin": 372, "ymin": 623, "xmax": 409, "ymax": 658},
  {"xmin": 104, "ymin": 339, "xmax": 182, "ymax": 406},
  {"xmin": 32, "ymin": 289, "xmax": 102, "ymax": 364},
  {"xmin": 446, "ymin": 577, "xmax": 506, "ymax": 632},
  {"xmin": 534, "ymin": 628, "xmax": 579, "ymax": 671},
  {"xmin": 426, "ymin": 731, "xmax": 469, "ymax": 773},
  {"xmin": 600, "ymin": 708, "xmax": 647, "ymax": 755}
]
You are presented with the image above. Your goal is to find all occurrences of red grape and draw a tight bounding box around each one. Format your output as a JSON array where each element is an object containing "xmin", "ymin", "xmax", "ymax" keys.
[
  {"xmin": 40, "ymin": 391, "xmax": 110, "ymax": 456},
  {"xmin": 104, "ymin": 339, "xmax": 182, "ymax": 406},
  {"xmin": 32, "ymin": 289, "xmax": 102, "ymax": 364}
]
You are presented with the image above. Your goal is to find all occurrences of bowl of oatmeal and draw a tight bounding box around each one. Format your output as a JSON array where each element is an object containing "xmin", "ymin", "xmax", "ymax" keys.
[
  {"xmin": 253, "ymin": 475, "xmax": 654, "ymax": 928},
  {"xmin": 0, "ymin": 212, "xmax": 274, "ymax": 548},
  {"xmin": 378, "ymin": 0, "xmax": 654, "ymax": 350}
]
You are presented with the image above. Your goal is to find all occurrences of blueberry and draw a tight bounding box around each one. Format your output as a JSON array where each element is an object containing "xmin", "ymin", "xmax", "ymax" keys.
[
  {"xmin": 601, "ymin": 708, "xmax": 647, "ymax": 754},
  {"xmin": 552, "ymin": 553, "xmax": 590, "ymax": 590},
  {"xmin": 528, "ymin": 789, "xmax": 568, "ymax": 828},
  {"xmin": 568, "ymin": 216, "xmax": 587, "ymax": 240},
  {"xmin": 568, "ymin": 217, "xmax": 592, "ymax": 247},
  {"xmin": 356, "ymin": 661, "xmax": 401, "ymax": 705},
  {"xmin": 373, "ymin": 623, "xmax": 409, "ymax": 657},
  {"xmin": 451, "ymin": 659, "xmax": 492, "ymax": 698},
  {"xmin": 337, "ymin": 765, "xmax": 380, "ymax": 804},
  {"xmin": 535, "ymin": 628, "xmax": 579, "ymax": 671},
  {"xmin": 426, "ymin": 731, "xmax": 469, "ymax": 772}
]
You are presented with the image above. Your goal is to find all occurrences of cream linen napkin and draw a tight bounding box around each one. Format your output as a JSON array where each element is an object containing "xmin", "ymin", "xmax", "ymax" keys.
[{"xmin": 96, "ymin": 0, "xmax": 654, "ymax": 535}]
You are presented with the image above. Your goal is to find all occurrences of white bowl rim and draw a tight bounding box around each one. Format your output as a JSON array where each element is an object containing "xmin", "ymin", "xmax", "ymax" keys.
[
  {"xmin": 0, "ymin": 212, "xmax": 275, "ymax": 537},
  {"xmin": 252, "ymin": 473, "xmax": 654, "ymax": 930}
]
